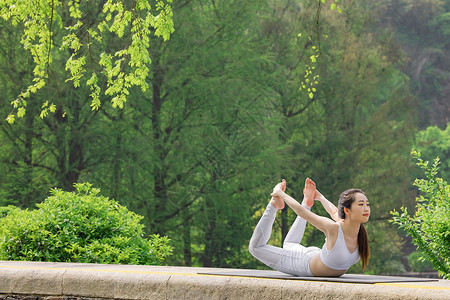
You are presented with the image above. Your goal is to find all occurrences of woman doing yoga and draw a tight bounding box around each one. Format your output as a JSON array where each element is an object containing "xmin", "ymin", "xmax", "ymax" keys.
[{"xmin": 249, "ymin": 179, "xmax": 370, "ymax": 277}]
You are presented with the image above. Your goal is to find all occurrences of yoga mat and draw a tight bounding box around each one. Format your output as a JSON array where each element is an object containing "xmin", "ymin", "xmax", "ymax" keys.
[{"xmin": 198, "ymin": 269, "xmax": 439, "ymax": 284}]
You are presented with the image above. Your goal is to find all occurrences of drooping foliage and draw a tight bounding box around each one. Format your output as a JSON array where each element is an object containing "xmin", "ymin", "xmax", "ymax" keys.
[{"xmin": 0, "ymin": 0, "xmax": 174, "ymax": 122}]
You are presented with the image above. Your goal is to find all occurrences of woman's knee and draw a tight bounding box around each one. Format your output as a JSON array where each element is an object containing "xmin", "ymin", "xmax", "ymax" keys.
[
  {"xmin": 249, "ymin": 244, "xmax": 271, "ymax": 260},
  {"xmin": 283, "ymin": 242, "xmax": 296, "ymax": 250}
]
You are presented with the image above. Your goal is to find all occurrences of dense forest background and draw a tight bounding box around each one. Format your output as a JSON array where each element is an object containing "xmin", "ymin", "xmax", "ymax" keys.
[{"xmin": 0, "ymin": 0, "xmax": 448, "ymax": 275}]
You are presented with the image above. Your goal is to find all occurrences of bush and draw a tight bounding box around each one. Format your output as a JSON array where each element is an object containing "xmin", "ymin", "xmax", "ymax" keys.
[
  {"xmin": 390, "ymin": 151, "xmax": 450, "ymax": 279},
  {"xmin": 408, "ymin": 251, "xmax": 434, "ymax": 273},
  {"xmin": 0, "ymin": 183, "xmax": 172, "ymax": 265},
  {"xmin": 0, "ymin": 205, "xmax": 20, "ymax": 218}
]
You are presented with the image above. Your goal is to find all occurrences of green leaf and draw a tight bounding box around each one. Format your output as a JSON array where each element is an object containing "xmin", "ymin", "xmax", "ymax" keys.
[
  {"xmin": 17, "ymin": 107, "xmax": 26, "ymax": 118},
  {"xmin": 5, "ymin": 115, "xmax": 15, "ymax": 124}
]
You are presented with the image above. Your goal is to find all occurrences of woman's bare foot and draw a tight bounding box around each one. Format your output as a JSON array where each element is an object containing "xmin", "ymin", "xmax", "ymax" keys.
[
  {"xmin": 270, "ymin": 179, "xmax": 286, "ymax": 209},
  {"xmin": 303, "ymin": 178, "xmax": 316, "ymax": 208}
]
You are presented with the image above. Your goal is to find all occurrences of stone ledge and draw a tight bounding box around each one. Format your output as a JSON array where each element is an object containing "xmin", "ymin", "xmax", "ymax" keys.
[{"xmin": 1, "ymin": 261, "xmax": 449, "ymax": 300}]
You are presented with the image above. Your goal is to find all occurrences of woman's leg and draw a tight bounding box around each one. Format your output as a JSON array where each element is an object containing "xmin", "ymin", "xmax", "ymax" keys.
[
  {"xmin": 248, "ymin": 202, "xmax": 285, "ymax": 269},
  {"xmin": 284, "ymin": 178, "xmax": 316, "ymax": 247},
  {"xmin": 249, "ymin": 179, "xmax": 286, "ymax": 267},
  {"xmin": 283, "ymin": 199, "xmax": 310, "ymax": 247}
]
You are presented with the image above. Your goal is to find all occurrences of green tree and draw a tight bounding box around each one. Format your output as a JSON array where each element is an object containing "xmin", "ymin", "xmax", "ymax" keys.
[
  {"xmin": 391, "ymin": 151, "xmax": 450, "ymax": 279},
  {"xmin": 377, "ymin": 0, "xmax": 449, "ymax": 128},
  {"xmin": 0, "ymin": 0, "xmax": 174, "ymax": 206},
  {"xmin": 0, "ymin": 183, "xmax": 172, "ymax": 264},
  {"xmin": 0, "ymin": 1, "xmax": 162, "ymax": 207},
  {"xmin": 76, "ymin": 0, "xmax": 282, "ymax": 267},
  {"xmin": 0, "ymin": 18, "xmax": 54, "ymax": 207},
  {"xmin": 414, "ymin": 124, "xmax": 450, "ymax": 180}
]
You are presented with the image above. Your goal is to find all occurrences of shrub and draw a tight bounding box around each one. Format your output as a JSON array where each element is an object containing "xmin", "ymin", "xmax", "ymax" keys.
[
  {"xmin": 0, "ymin": 205, "xmax": 20, "ymax": 218},
  {"xmin": 408, "ymin": 251, "xmax": 434, "ymax": 273},
  {"xmin": 0, "ymin": 183, "xmax": 172, "ymax": 265},
  {"xmin": 390, "ymin": 151, "xmax": 450, "ymax": 279}
]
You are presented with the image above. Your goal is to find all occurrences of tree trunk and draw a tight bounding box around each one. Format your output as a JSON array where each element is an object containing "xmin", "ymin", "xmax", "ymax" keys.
[
  {"xmin": 182, "ymin": 209, "xmax": 192, "ymax": 266},
  {"xmin": 202, "ymin": 198, "xmax": 215, "ymax": 267},
  {"xmin": 151, "ymin": 59, "xmax": 168, "ymax": 235}
]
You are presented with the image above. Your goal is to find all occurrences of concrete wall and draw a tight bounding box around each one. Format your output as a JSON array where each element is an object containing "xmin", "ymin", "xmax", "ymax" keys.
[{"xmin": 1, "ymin": 261, "xmax": 449, "ymax": 300}]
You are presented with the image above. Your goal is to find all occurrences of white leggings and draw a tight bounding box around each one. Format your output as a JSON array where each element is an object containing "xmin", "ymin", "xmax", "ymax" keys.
[{"xmin": 249, "ymin": 201, "xmax": 320, "ymax": 276}]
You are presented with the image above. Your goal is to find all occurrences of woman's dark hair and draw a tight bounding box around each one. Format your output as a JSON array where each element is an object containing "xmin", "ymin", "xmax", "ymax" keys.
[{"xmin": 338, "ymin": 188, "xmax": 370, "ymax": 270}]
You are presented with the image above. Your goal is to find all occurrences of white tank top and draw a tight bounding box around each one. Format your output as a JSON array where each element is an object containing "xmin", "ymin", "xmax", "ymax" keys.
[{"xmin": 320, "ymin": 223, "xmax": 360, "ymax": 270}]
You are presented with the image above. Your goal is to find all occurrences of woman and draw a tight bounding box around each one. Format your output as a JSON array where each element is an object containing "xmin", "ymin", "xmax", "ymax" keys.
[{"xmin": 249, "ymin": 178, "xmax": 370, "ymax": 277}]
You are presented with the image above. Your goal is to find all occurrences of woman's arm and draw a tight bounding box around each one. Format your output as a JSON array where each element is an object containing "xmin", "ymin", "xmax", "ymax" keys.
[
  {"xmin": 315, "ymin": 190, "xmax": 340, "ymax": 222},
  {"xmin": 272, "ymin": 184, "xmax": 335, "ymax": 234}
]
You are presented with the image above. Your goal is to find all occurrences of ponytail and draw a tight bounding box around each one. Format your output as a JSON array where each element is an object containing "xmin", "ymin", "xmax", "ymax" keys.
[
  {"xmin": 358, "ymin": 223, "xmax": 370, "ymax": 270},
  {"xmin": 339, "ymin": 188, "xmax": 370, "ymax": 270}
]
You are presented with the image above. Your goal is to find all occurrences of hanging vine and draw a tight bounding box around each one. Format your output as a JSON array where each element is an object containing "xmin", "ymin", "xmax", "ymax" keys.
[{"xmin": 298, "ymin": 0, "xmax": 342, "ymax": 101}]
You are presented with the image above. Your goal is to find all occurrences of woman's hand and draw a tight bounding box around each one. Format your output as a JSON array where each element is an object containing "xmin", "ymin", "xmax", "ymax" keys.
[
  {"xmin": 270, "ymin": 179, "xmax": 286, "ymax": 209},
  {"xmin": 271, "ymin": 179, "xmax": 286, "ymax": 197},
  {"xmin": 314, "ymin": 189, "xmax": 324, "ymax": 201}
]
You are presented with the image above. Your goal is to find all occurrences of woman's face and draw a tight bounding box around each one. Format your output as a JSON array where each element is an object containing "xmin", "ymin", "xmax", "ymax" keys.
[{"xmin": 348, "ymin": 193, "xmax": 370, "ymax": 223}]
